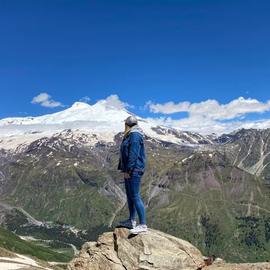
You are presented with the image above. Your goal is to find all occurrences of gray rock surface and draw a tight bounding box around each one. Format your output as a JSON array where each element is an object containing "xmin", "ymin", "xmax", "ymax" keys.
[
  {"xmin": 68, "ymin": 227, "xmax": 270, "ymax": 270},
  {"xmin": 68, "ymin": 227, "xmax": 203, "ymax": 270}
]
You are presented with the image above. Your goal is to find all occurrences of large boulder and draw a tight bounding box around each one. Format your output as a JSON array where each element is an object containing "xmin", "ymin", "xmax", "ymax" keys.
[
  {"xmin": 67, "ymin": 227, "xmax": 203, "ymax": 270},
  {"xmin": 67, "ymin": 227, "xmax": 270, "ymax": 270}
]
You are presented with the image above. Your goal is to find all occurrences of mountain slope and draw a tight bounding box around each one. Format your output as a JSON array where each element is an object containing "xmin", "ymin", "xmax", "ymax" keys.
[
  {"xmin": 217, "ymin": 128, "xmax": 270, "ymax": 184},
  {"xmin": 1, "ymin": 101, "xmax": 270, "ymax": 263},
  {"xmin": 1, "ymin": 133, "xmax": 270, "ymax": 262},
  {"xmin": 0, "ymin": 226, "xmax": 70, "ymax": 262}
]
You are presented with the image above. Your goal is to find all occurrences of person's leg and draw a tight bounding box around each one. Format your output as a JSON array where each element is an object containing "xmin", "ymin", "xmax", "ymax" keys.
[
  {"xmin": 129, "ymin": 172, "xmax": 146, "ymax": 225},
  {"xmin": 124, "ymin": 178, "xmax": 136, "ymax": 221}
]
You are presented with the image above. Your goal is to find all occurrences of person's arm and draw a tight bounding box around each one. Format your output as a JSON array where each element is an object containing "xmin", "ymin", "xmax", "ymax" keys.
[{"xmin": 126, "ymin": 132, "xmax": 141, "ymax": 175}]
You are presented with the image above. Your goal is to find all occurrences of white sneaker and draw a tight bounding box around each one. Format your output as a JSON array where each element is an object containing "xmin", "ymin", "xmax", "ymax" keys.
[
  {"xmin": 130, "ymin": 224, "xmax": 148, "ymax": 234},
  {"xmin": 118, "ymin": 219, "xmax": 136, "ymax": 229}
]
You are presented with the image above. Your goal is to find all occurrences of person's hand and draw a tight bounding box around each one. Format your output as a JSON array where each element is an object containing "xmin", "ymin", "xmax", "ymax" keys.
[{"xmin": 124, "ymin": 172, "xmax": 131, "ymax": 179}]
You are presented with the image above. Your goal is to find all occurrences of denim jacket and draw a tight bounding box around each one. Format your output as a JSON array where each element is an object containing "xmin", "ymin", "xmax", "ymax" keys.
[{"xmin": 117, "ymin": 125, "xmax": 146, "ymax": 174}]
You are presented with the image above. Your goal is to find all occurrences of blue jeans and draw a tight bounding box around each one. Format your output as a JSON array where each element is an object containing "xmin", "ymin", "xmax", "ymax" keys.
[{"xmin": 124, "ymin": 170, "xmax": 146, "ymax": 225}]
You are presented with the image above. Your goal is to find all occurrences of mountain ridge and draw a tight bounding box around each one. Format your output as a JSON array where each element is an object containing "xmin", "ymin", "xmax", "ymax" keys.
[
  {"xmin": 1, "ymin": 102, "xmax": 270, "ymax": 263},
  {"xmin": 1, "ymin": 100, "xmax": 269, "ymax": 153}
]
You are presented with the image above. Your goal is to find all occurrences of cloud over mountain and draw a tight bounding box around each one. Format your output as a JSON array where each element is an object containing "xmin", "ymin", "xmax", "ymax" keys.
[
  {"xmin": 146, "ymin": 97, "xmax": 270, "ymax": 120},
  {"xmin": 31, "ymin": 92, "xmax": 64, "ymax": 108},
  {"xmin": 145, "ymin": 97, "xmax": 270, "ymax": 134}
]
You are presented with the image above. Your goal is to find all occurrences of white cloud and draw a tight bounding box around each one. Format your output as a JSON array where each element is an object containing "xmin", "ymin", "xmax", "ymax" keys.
[
  {"xmin": 31, "ymin": 92, "xmax": 63, "ymax": 108},
  {"xmin": 146, "ymin": 100, "xmax": 190, "ymax": 114},
  {"xmin": 79, "ymin": 96, "xmax": 91, "ymax": 103},
  {"xmin": 103, "ymin": 94, "xmax": 134, "ymax": 110},
  {"xmin": 188, "ymin": 97, "xmax": 270, "ymax": 120},
  {"xmin": 144, "ymin": 97, "xmax": 270, "ymax": 134},
  {"xmin": 146, "ymin": 97, "xmax": 270, "ymax": 120}
]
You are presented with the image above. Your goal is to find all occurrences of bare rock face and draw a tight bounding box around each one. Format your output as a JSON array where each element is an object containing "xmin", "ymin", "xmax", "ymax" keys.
[
  {"xmin": 67, "ymin": 227, "xmax": 270, "ymax": 270},
  {"xmin": 67, "ymin": 227, "xmax": 203, "ymax": 270}
]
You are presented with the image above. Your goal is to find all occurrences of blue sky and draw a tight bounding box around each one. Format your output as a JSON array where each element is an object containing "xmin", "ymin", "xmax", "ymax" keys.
[{"xmin": 1, "ymin": 0, "xmax": 270, "ymax": 130}]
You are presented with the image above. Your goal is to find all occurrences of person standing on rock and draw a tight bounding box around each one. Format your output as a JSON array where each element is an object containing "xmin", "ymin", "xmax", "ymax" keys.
[{"xmin": 117, "ymin": 115, "xmax": 148, "ymax": 234}]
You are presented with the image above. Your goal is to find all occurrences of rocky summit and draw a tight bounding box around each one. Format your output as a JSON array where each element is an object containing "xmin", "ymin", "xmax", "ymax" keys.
[{"xmin": 67, "ymin": 227, "xmax": 270, "ymax": 270}]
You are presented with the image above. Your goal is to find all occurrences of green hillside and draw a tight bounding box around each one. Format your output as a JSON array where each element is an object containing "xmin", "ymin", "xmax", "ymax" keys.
[
  {"xmin": 1, "ymin": 131, "xmax": 270, "ymax": 263},
  {"xmin": 0, "ymin": 226, "xmax": 72, "ymax": 262}
]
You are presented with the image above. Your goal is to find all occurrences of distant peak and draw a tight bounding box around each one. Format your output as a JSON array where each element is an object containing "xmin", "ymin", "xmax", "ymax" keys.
[{"xmin": 70, "ymin": 102, "xmax": 91, "ymax": 109}]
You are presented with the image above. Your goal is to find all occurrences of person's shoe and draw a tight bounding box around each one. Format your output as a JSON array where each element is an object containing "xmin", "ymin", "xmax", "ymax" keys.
[
  {"xmin": 117, "ymin": 219, "xmax": 136, "ymax": 229},
  {"xmin": 130, "ymin": 224, "xmax": 148, "ymax": 234}
]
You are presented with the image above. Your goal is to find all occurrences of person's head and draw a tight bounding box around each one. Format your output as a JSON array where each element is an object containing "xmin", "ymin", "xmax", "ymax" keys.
[
  {"xmin": 124, "ymin": 115, "xmax": 138, "ymax": 127},
  {"xmin": 124, "ymin": 116, "xmax": 138, "ymax": 134}
]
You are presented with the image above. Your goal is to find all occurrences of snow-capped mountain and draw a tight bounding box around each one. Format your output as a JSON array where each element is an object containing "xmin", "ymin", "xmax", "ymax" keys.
[
  {"xmin": 0, "ymin": 99, "xmax": 215, "ymax": 151},
  {"xmin": 0, "ymin": 100, "xmax": 131, "ymax": 126},
  {"xmin": 1, "ymin": 101, "xmax": 270, "ymax": 263}
]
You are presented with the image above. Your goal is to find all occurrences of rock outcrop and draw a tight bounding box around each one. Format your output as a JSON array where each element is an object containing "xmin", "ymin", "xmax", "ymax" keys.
[{"xmin": 68, "ymin": 227, "xmax": 270, "ymax": 270}]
